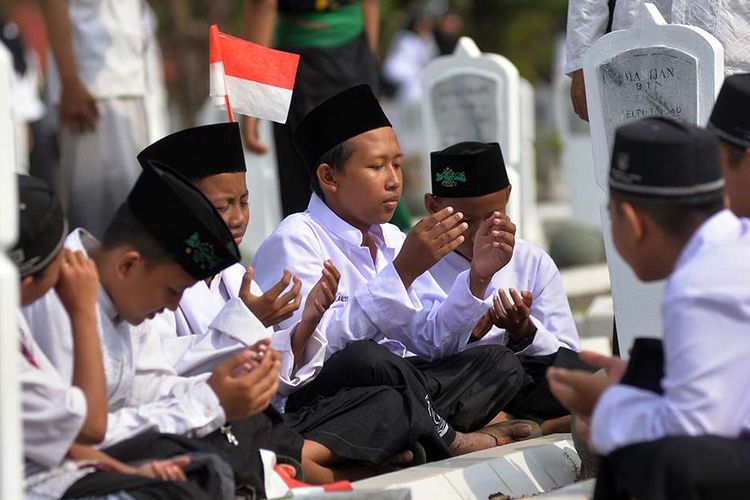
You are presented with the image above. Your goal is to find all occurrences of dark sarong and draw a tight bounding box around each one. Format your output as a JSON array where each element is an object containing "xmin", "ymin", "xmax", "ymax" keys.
[
  {"xmin": 505, "ymin": 347, "xmax": 597, "ymax": 422},
  {"xmin": 62, "ymin": 470, "xmax": 214, "ymax": 500},
  {"xmin": 103, "ymin": 409, "xmax": 302, "ymax": 498},
  {"xmin": 287, "ymin": 341, "xmax": 525, "ymax": 459},
  {"xmin": 594, "ymin": 436, "xmax": 750, "ymax": 500},
  {"xmin": 285, "ymin": 386, "xmax": 411, "ymax": 466}
]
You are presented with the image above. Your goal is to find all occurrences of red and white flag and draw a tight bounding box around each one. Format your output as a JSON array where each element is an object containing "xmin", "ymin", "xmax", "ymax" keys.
[{"xmin": 209, "ymin": 24, "xmax": 300, "ymax": 123}]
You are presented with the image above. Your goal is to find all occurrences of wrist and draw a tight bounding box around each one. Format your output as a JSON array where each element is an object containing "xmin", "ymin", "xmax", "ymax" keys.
[
  {"xmin": 468, "ymin": 267, "xmax": 491, "ymax": 298},
  {"xmin": 69, "ymin": 307, "xmax": 98, "ymax": 324},
  {"xmin": 393, "ymin": 258, "xmax": 417, "ymax": 289}
]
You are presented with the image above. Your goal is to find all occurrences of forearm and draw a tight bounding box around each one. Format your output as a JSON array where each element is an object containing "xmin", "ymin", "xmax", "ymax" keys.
[
  {"xmin": 361, "ymin": 0, "xmax": 379, "ymax": 53},
  {"xmin": 70, "ymin": 310, "xmax": 108, "ymax": 444},
  {"xmin": 68, "ymin": 443, "xmax": 135, "ymax": 474},
  {"xmin": 290, "ymin": 321, "xmax": 315, "ymax": 366},
  {"xmin": 42, "ymin": 0, "xmax": 79, "ymax": 84},
  {"xmin": 244, "ymin": 0, "xmax": 278, "ymax": 46}
]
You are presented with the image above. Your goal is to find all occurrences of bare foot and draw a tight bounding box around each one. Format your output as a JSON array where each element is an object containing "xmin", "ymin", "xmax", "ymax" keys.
[
  {"xmin": 541, "ymin": 415, "xmax": 572, "ymax": 435},
  {"xmin": 388, "ymin": 450, "xmax": 414, "ymax": 465}
]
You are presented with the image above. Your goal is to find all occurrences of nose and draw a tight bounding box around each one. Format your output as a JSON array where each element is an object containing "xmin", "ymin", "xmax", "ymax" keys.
[
  {"xmin": 227, "ymin": 206, "xmax": 244, "ymax": 229},
  {"xmin": 385, "ymin": 164, "xmax": 402, "ymax": 191}
]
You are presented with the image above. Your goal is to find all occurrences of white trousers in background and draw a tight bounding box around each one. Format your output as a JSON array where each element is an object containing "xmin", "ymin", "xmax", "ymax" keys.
[{"xmin": 58, "ymin": 96, "xmax": 148, "ymax": 238}]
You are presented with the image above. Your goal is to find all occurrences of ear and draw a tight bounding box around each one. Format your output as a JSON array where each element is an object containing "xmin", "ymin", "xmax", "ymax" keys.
[
  {"xmin": 20, "ymin": 275, "xmax": 34, "ymax": 289},
  {"xmin": 115, "ymin": 250, "xmax": 143, "ymax": 280},
  {"xmin": 317, "ymin": 163, "xmax": 339, "ymax": 196},
  {"xmin": 424, "ymin": 193, "xmax": 440, "ymax": 215},
  {"xmin": 620, "ymin": 202, "xmax": 645, "ymax": 242}
]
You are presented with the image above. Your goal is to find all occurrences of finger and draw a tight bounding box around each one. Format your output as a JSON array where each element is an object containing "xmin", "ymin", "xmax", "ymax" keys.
[
  {"xmin": 579, "ymin": 351, "xmax": 619, "ymax": 371},
  {"xmin": 438, "ymin": 234, "xmax": 465, "ymax": 257},
  {"xmin": 241, "ymin": 267, "xmax": 255, "ymax": 295},
  {"xmin": 169, "ymin": 465, "xmax": 187, "ymax": 482},
  {"xmin": 492, "ymin": 295, "xmax": 507, "ymax": 323},
  {"xmin": 218, "ymin": 349, "xmax": 256, "ymax": 375},
  {"xmin": 266, "ymin": 270, "xmax": 293, "ymax": 300},
  {"xmin": 320, "ymin": 281, "xmax": 335, "ymax": 304},
  {"xmin": 314, "ymin": 299, "xmax": 326, "ymax": 315},
  {"xmin": 168, "ymin": 455, "xmax": 191, "ymax": 468},
  {"xmin": 324, "ymin": 260, "xmax": 341, "ymax": 282},
  {"xmin": 521, "ymin": 290, "xmax": 533, "ymax": 307},
  {"xmin": 423, "ymin": 206, "xmax": 455, "ymax": 229},
  {"xmin": 476, "ymin": 212, "xmax": 501, "ymax": 238},
  {"xmin": 510, "ymin": 289, "xmax": 530, "ymax": 317},
  {"xmin": 277, "ymin": 276, "xmax": 302, "ymax": 306},
  {"xmin": 428, "ymin": 212, "xmax": 465, "ymax": 237},
  {"xmin": 498, "ymin": 290, "xmax": 515, "ymax": 317},
  {"xmin": 437, "ymin": 221, "xmax": 469, "ymax": 248},
  {"xmin": 323, "ymin": 269, "xmax": 339, "ymax": 293}
]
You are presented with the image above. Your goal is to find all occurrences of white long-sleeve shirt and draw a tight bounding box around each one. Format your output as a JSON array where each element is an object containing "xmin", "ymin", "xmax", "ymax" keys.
[
  {"xmin": 153, "ymin": 263, "xmax": 326, "ymax": 407},
  {"xmin": 590, "ymin": 210, "xmax": 750, "ymax": 455},
  {"xmin": 251, "ymin": 194, "xmax": 492, "ymax": 361},
  {"xmin": 23, "ymin": 229, "xmax": 227, "ymax": 448},
  {"xmin": 565, "ymin": 0, "xmax": 750, "ymax": 75},
  {"xmin": 19, "ymin": 312, "xmax": 97, "ymax": 498},
  {"xmin": 429, "ymin": 240, "xmax": 580, "ymax": 356}
]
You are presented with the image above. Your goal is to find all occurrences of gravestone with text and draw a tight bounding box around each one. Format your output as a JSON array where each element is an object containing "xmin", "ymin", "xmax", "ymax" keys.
[
  {"xmin": 0, "ymin": 45, "xmax": 23, "ymax": 499},
  {"xmin": 584, "ymin": 3, "xmax": 724, "ymax": 354},
  {"xmin": 421, "ymin": 37, "xmax": 523, "ymax": 235}
]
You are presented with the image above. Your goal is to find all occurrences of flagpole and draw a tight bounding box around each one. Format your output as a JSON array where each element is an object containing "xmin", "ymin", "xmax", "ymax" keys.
[{"xmin": 224, "ymin": 94, "xmax": 235, "ymax": 123}]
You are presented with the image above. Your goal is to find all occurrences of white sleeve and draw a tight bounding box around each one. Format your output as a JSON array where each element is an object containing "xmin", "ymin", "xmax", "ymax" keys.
[
  {"xmin": 590, "ymin": 293, "xmax": 750, "ymax": 455},
  {"xmin": 518, "ymin": 255, "xmax": 580, "ymax": 356},
  {"xmin": 564, "ymin": 0, "xmax": 611, "ymax": 74},
  {"xmin": 20, "ymin": 346, "xmax": 87, "ymax": 468},
  {"xmin": 252, "ymin": 231, "xmax": 489, "ymax": 361},
  {"xmin": 101, "ymin": 326, "xmax": 226, "ymax": 448}
]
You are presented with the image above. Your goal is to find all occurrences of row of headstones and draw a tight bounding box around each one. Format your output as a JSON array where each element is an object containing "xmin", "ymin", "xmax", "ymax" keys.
[{"xmin": 0, "ymin": 46, "xmax": 24, "ymax": 499}]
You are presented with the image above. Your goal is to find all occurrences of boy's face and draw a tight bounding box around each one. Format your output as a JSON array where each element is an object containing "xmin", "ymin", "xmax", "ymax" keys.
[
  {"xmin": 110, "ymin": 254, "xmax": 196, "ymax": 325},
  {"xmin": 607, "ymin": 197, "xmax": 666, "ymax": 282},
  {"xmin": 20, "ymin": 251, "xmax": 63, "ymax": 306},
  {"xmin": 425, "ymin": 187, "xmax": 510, "ymax": 260},
  {"xmin": 320, "ymin": 127, "xmax": 403, "ymax": 229},
  {"xmin": 195, "ymin": 172, "xmax": 249, "ymax": 246},
  {"xmin": 718, "ymin": 142, "xmax": 750, "ymax": 218}
]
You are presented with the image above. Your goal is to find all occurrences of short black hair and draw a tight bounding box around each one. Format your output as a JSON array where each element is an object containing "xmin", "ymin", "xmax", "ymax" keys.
[
  {"xmin": 101, "ymin": 203, "xmax": 172, "ymax": 266},
  {"xmin": 310, "ymin": 140, "xmax": 354, "ymax": 199},
  {"xmin": 720, "ymin": 139, "xmax": 748, "ymax": 169},
  {"xmin": 610, "ymin": 191, "xmax": 724, "ymax": 239}
]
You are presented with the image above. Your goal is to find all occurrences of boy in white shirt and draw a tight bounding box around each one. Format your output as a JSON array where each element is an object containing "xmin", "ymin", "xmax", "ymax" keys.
[
  {"xmin": 547, "ymin": 118, "xmax": 750, "ymax": 499},
  {"xmin": 425, "ymin": 141, "xmax": 585, "ymax": 432},
  {"xmin": 254, "ymin": 84, "xmax": 541, "ymax": 456},
  {"xmin": 14, "ymin": 174, "xmax": 227, "ymax": 499}
]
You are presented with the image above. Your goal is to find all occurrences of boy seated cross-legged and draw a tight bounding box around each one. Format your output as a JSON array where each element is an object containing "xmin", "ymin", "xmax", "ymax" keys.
[
  {"xmin": 425, "ymin": 141, "xmax": 589, "ymax": 433},
  {"xmin": 547, "ymin": 117, "xmax": 750, "ymax": 500},
  {"xmin": 253, "ymin": 84, "xmax": 540, "ymax": 458},
  {"xmin": 14, "ymin": 174, "xmax": 229, "ymax": 499}
]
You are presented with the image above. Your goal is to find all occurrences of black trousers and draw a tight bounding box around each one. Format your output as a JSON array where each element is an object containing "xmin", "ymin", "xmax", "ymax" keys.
[
  {"xmin": 62, "ymin": 470, "xmax": 215, "ymax": 500},
  {"xmin": 274, "ymin": 32, "xmax": 380, "ymax": 216},
  {"xmin": 594, "ymin": 436, "xmax": 750, "ymax": 500},
  {"xmin": 286, "ymin": 341, "xmax": 525, "ymax": 460},
  {"xmin": 285, "ymin": 385, "xmax": 411, "ymax": 466},
  {"xmin": 506, "ymin": 347, "xmax": 597, "ymax": 422},
  {"xmin": 101, "ymin": 409, "xmax": 301, "ymax": 499}
]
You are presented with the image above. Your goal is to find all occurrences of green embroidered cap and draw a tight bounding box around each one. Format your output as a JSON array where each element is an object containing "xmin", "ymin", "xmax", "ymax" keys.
[{"xmin": 430, "ymin": 142, "xmax": 509, "ymax": 198}]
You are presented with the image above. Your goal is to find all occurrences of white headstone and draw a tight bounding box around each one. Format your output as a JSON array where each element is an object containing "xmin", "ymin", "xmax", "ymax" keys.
[
  {"xmin": 583, "ymin": 3, "xmax": 724, "ymax": 354},
  {"xmin": 0, "ymin": 45, "xmax": 23, "ymax": 500},
  {"xmin": 421, "ymin": 37, "xmax": 522, "ymax": 234}
]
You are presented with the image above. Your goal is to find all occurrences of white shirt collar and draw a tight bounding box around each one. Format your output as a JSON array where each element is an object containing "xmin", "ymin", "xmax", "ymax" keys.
[{"xmin": 307, "ymin": 194, "xmax": 399, "ymax": 249}]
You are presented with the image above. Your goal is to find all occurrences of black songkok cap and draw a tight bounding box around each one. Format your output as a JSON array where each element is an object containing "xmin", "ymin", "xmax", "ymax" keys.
[
  {"xmin": 11, "ymin": 174, "xmax": 68, "ymax": 277},
  {"xmin": 137, "ymin": 123, "xmax": 246, "ymax": 181},
  {"xmin": 127, "ymin": 162, "xmax": 240, "ymax": 280},
  {"xmin": 609, "ymin": 117, "xmax": 723, "ymax": 204},
  {"xmin": 430, "ymin": 142, "xmax": 510, "ymax": 198},
  {"xmin": 708, "ymin": 73, "xmax": 750, "ymax": 149},
  {"xmin": 293, "ymin": 85, "xmax": 392, "ymax": 170}
]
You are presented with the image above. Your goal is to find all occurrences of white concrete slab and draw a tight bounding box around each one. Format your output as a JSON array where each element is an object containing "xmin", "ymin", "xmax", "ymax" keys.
[{"xmin": 354, "ymin": 435, "xmax": 580, "ymax": 500}]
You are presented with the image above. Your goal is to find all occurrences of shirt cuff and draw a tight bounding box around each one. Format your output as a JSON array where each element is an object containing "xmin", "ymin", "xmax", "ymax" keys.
[
  {"xmin": 590, "ymin": 383, "xmax": 658, "ymax": 455},
  {"xmin": 188, "ymin": 381, "xmax": 226, "ymax": 434},
  {"xmin": 208, "ymin": 297, "xmax": 270, "ymax": 346},
  {"xmin": 517, "ymin": 317, "xmax": 562, "ymax": 356}
]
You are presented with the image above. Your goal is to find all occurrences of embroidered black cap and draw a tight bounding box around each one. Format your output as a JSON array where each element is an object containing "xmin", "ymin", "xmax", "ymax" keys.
[
  {"xmin": 137, "ymin": 123, "xmax": 246, "ymax": 182},
  {"xmin": 708, "ymin": 73, "xmax": 750, "ymax": 149},
  {"xmin": 127, "ymin": 161, "xmax": 240, "ymax": 280},
  {"xmin": 609, "ymin": 117, "xmax": 723, "ymax": 204},
  {"xmin": 11, "ymin": 174, "xmax": 68, "ymax": 277},
  {"xmin": 430, "ymin": 142, "xmax": 510, "ymax": 198},
  {"xmin": 293, "ymin": 84, "xmax": 392, "ymax": 170}
]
